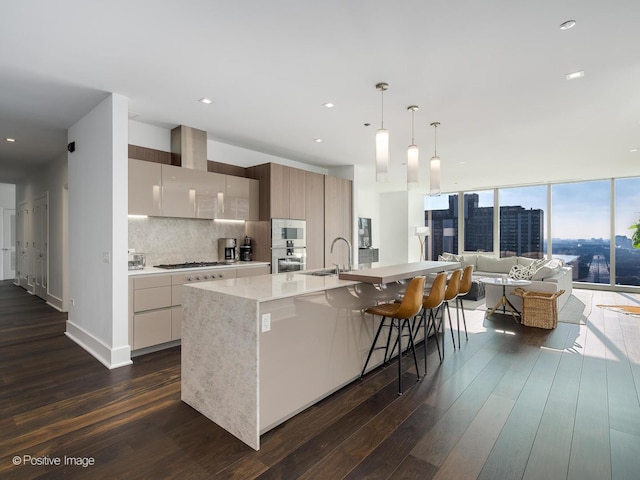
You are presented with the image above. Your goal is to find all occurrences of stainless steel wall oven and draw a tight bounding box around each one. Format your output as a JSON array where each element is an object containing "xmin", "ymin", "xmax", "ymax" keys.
[{"xmin": 271, "ymin": 218, "xmax": 306, "ymax": 273}]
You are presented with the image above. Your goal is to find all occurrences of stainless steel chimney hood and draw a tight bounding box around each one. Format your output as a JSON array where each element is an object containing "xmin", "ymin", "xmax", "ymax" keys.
[{"xmin": 171, "ymin": 125, "xmax": 207, "ymax": 171}]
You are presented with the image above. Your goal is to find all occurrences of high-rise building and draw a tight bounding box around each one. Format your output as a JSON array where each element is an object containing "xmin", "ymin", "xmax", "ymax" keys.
[{"xmin": 425, "ymin": 194, "xmax": 544, "ymax": 258}]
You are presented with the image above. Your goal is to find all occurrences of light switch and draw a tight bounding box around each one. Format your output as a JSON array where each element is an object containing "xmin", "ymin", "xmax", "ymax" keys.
[{"xmin": 261, "ymin": 313, "xmax": 271, "ymax": 332}]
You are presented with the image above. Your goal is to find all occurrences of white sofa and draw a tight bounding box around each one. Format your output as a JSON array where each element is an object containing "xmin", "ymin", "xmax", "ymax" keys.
[{"xmin": 441, "ymin": 253, "xmax": 573, "ymax": 312}]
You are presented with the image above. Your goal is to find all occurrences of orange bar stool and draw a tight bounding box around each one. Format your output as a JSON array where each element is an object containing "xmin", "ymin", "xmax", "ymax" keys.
[
  {"xmin": 442, "ymin": 269, "xmax": 463, "ymax": 350},
  {"xmin": 414, "ymin": 271, "xmax": 447, "ymax": 375},
  {"xmin": 454, "ymin": 265, "xmax": 473, "ymax": 346},
  {"xmin": 360, "ymin": 276, "xmax": 425, "ymax": 395}
]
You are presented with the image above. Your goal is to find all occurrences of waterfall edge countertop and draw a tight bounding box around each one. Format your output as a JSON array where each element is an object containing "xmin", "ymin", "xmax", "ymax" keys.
[
  {"xmin": 184, "ymin": 271, "xmax": 359, "ymax": 302},
  {"xmin": 185, "ymin": 261, "xmax": 461, "ymax": 302}
]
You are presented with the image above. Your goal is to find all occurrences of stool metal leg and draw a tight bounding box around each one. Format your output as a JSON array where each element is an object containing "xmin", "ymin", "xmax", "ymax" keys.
[{"xmin": 360, "ymin": 315, "xmax": 386, "ymax": 379}]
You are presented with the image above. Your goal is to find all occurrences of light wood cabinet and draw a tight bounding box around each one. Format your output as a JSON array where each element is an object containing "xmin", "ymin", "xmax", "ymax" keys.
[
  {"xmin": 128, "ymin": 159, "xmax": 162, "ymax": 216},
  {"xmin": 324, "ymin": 175, "xmax": 353, "ymax": 269},
  {"xmin": 305, "ymin": 171, "xmax": 325, "ymax": 269},
  {"xmin": 246, "ymin": 163, "xmax": 306, "ymax": 220},
  {"xmin": 288, "ymin": 167, "xmax": 306, "ymax": 220}
]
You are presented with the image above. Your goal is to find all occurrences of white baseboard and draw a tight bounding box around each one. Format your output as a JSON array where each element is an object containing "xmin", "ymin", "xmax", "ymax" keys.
[
  {"xmin": 46, "ymin": 294, "xmax": 64, "ymax": 312},
  {"xmin": 65, "ymin": 320, "xmax": 132, "ymax": 369}
]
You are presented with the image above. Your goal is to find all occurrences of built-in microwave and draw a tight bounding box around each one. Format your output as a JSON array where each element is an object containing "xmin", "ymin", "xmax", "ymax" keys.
[{"xmin": 271, "ymin": 219, "xmax": 306, "ymax": 273}]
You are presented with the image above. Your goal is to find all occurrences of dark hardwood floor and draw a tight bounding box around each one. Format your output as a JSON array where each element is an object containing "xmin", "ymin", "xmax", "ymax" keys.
[{"xmin": 1, "ymin": 279, "xmax": 640, "ymax": 479}]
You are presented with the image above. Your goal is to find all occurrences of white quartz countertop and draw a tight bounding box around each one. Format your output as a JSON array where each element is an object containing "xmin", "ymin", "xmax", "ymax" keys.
[
  {"xmin": 128, "ymin": 261, "xmax": 270, "ymax": 276},
  {"xmin": 184, "ymin": 271, "xmax": 359, "ymax": 302}
]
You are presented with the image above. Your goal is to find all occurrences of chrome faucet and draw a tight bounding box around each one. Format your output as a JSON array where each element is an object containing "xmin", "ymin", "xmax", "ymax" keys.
[{"xmin": 330, "ymin": 237, "xmax": 352, "ymax": 272}]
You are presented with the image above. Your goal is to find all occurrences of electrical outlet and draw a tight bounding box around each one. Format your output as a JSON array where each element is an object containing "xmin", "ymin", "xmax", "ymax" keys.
[
  {"xmin": 70, "ymin": 299, "xmax": 75, "ymax": 306},
  {"xmin": 103, "ymin": 251, "xmax": 111, "ymax": 263},
  {"xmin": 261, "ymin": 313, "xmax": 271, "ymax": 332}
]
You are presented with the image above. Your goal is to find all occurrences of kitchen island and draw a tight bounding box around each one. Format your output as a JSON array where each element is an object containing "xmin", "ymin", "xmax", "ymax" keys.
[{"xmin": 181, "ymin": 261, "xmax": 458, "ymax": 450}]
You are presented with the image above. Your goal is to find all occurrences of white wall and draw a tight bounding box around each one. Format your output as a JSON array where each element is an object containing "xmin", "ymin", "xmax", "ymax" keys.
[
  {"xmin": 67, "ymin": 93, "xmax": 130, "ymax": 369},
  {"xmin": 15, "ymin": 154, "xmax": 68, "ymax": 308},
  {"xmin": 128, "ymin": 120, "xmax": 171, "ymax": 151}
]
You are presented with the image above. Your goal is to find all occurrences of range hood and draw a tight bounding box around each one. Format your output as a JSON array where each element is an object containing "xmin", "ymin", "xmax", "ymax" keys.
[{"xmin": 171, "ymin": 125, "xmax": 207, "ymax": 171}]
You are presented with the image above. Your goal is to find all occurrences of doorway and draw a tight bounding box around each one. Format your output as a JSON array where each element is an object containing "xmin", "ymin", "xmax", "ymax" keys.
[{"xmin": 1, "ymin": 208, "xmax": 15, "ymax": 280}]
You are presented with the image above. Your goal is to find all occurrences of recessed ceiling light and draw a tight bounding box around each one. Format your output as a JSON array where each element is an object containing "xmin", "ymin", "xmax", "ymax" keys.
[
  {"xmin": 560, "ymin": 20, "xmax": 576, "ymax": 30},
  {"xmin": 5, "ymin": 138, "xmax": 15, "ymax": 142},
  {"xmin": 199, "ymin": 97, "xmax": 212, "ymax": 104},
  {"xmin": 565, "ymin": 70, "xmax": 585, "ymax": 80},
  {"xmin": 323, "ymin": 103, "xmax": 335, "ymax": 108},
  {"xmin": 630, "ymin": 148, "xmax": 638, "ymax": 153},
  {"xmin": 313, "ymin": 138, "xmax": 323, "ymax": 143}
]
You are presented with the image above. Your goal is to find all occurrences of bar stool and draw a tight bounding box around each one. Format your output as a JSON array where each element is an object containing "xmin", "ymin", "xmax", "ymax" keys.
[
  {"xmin": 442, "ymin": 269, "xmax": 463, "ymax": 349},
  {"xmin": 413, "ymin": 271, "xmax": 447, "ymax": 375},
  {"xmin": 454, "ymin": 265, "xmax": 473, "ymax": 346},
  {"xmin": 360, "ymin": 276, "xmax": 425, "ymax": 395}
]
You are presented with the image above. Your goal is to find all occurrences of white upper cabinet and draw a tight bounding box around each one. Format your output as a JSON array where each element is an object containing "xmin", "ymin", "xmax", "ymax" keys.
[
  {"xmin": 160, "ymin": 164, "xmax": 225, "ymax": 219},
  {"xmin": 129, "ymin": 160, "xmax": 257, "ymax": 220},
  {"xmin": 219, "ymin": 176, "xmax": 259, "ymax": 221},
  {"xmin": 128, "ymin": 159, "xmax": 162, "ymax": 216}
]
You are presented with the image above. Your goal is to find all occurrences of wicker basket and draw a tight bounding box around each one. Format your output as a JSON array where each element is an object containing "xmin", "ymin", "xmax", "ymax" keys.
[{"xmin": 513, "ymin": 288, "xmax": 565, "ymax": 329}]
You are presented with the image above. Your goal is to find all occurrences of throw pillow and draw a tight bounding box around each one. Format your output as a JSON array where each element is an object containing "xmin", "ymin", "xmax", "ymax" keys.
[
  {"xmin": 531, "ymin": 259, "xmax": 563, "ymax": 280},
  {"xmin": 509, "ymin": 264, "xmax": 537, "ymax": 280}
]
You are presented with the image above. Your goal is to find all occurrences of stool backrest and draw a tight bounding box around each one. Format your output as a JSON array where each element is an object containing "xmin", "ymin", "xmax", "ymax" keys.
[
  {"xmin": 458, "ymin": 265, "xmax": 474, "ymax": 296},
  {"xmin": 394, "ymin": 276, "xmax": 426, "ymax": 319},
  {"xmin": 423, "ymin": 271, "xmax": 447, "ymax": 310},
  {"xmin": 444, "ymin": 269, "xmax": 463, "ymax": 302}
]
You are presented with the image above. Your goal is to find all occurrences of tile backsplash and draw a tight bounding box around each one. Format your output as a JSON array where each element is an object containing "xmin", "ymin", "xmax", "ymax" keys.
[{"xmin": 128, "ymin": 217, "xmax": 247, "ymax": 266}]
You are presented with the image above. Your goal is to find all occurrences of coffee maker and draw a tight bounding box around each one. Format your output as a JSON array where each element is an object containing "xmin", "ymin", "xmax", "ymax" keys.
[
  {"xmin": 218, "ymin": 238, "xmax": 237, "ymax": 263},
  {"xmin": 239, "ymin": 236, "xmax": 252, "ymax": 261}
]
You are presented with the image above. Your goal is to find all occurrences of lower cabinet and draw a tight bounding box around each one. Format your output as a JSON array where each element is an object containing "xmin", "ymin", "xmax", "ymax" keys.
[
  {"xmin": 133, "ymin": 309, "xmax": 172, "ymax": 350},
  {"xmin": 129, "ymin": 264, "xmax": 269, "ymax": 354}
]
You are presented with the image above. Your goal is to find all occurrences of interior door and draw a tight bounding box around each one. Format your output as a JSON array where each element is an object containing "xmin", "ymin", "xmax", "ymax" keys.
[
  {"xmin": 1, "ymin": 208, "xmax": 16, "ymax": 280},
  {"xmin": 33, "ymin": 195, "xmax": 48, "ymax": 299},
  {"xmin": 16, "ymin": 202, "xmax": 30, "ymax": 289}
]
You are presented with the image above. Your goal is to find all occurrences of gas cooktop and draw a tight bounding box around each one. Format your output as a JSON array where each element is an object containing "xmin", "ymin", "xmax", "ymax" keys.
[{"xmin": 153, "ymin": 261, "xmax": 227, "ymax": 270}]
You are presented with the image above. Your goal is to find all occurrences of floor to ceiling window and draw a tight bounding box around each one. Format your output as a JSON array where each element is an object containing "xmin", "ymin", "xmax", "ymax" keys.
[
  {"xmin": 464, "ymin": 191, "xmax": 493, "ymax": 253},
  {"xmin": 615, "ymin": 177, "xmax": 640, "ymax": 286},
  {"xmin": 499, "ymin": 185, "xmax": 546, "ymax": 259},
  {"xmin": 425, "ymin": 194, "xmax": 458, "ymax": 259},
  {"xmin": 551, "ymin": 181, "xmax": 610, "ymax": 284}
]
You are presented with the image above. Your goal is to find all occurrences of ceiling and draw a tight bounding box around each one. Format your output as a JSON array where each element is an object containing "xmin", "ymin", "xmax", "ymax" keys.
[{"xmin": 1, "ymin": 0, "xmax": 638, "ymax": 191}]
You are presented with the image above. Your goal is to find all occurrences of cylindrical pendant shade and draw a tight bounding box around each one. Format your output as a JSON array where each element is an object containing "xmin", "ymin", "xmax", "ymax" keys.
[
  {"xmin": 430, "ymin": 155, "xmax": 441, "ymax": 195},
  {"xmin": 376, "ymin": 128, "xmax": 389, "ymax": 182},
  {"xmin": 407, "ymin": 144, "xmax": 419, "ymax": 188}
]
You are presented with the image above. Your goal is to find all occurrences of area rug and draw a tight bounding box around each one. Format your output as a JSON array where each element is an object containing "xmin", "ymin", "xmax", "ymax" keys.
[
  {"xmin": 558, "ymin": 290, "xmax": 593, "ymax": 325},
  {"xmin": 596, "ymin": 305, "xmax": 640, "ymax": 318}
]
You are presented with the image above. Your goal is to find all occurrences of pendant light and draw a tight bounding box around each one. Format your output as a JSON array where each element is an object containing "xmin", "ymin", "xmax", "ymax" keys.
[
  {"xmin": 430, "ymin": 122, "xmax": 441, "ymax": 195},
  {"xmin": 407, "ymin": 105, "xmax": 419, "ymax": 189},
  {"xmin": 375, "ymin": 82, "xmax": 389, "ymax": 182}
]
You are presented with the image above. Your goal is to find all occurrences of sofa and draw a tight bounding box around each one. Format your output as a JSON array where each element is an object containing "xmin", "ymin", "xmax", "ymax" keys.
[{"xmin": 440, "ymin": 253, "xmax": 573, "ymax": 312}]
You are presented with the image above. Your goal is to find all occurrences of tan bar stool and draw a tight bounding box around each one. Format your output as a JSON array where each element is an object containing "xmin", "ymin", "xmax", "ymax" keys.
[
  {"xmin": 414, "ymin": 271, "xmax": 447, "ymax": 375},
  {"xmin": 454, "ymin": 265, "xmax": 473, "ymax": 346},
  {"xmin": 442, "ymin": 269, "xmax": 463, "ymax": 350},
  {"xmin": 360, "ymin": 276, "xmax": 425, "ymax": 395}
]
